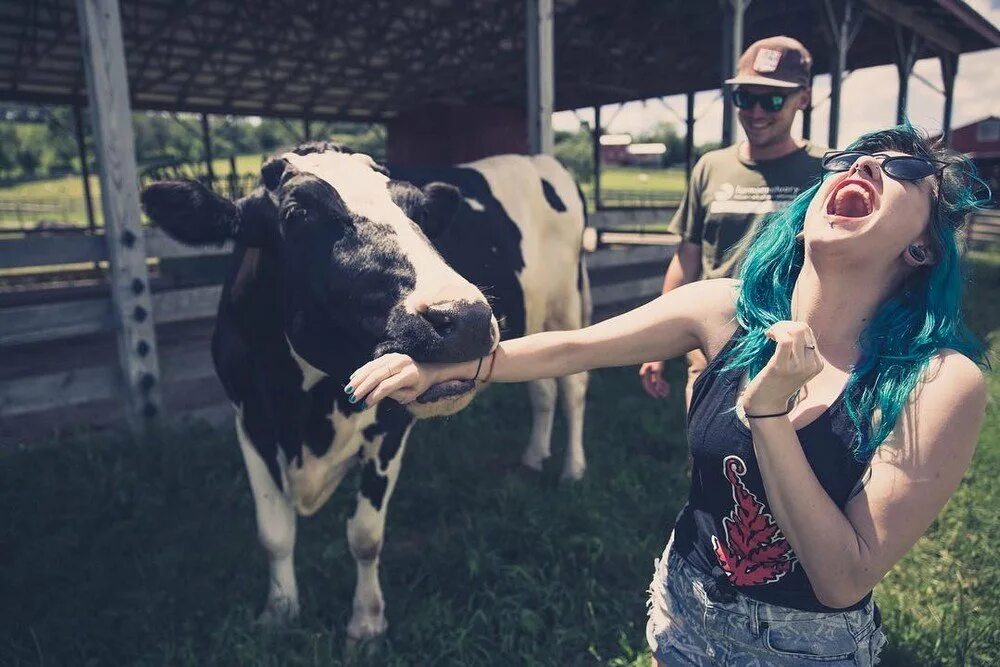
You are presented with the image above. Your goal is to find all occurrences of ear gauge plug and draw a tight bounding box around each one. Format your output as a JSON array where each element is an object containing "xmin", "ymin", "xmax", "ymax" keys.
[{"xmin": 906, "ymin": 244, "xmax": 928, "ymax": 264}]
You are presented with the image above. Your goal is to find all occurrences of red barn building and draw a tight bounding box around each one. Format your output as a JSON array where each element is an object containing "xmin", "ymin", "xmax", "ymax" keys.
[{"xmin": 947, "ymin": 116, "xmax": 1000, "ymax": 206}]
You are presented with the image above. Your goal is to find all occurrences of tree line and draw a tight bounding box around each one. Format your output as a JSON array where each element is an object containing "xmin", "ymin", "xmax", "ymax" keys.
[{"xmin": 0, "ymin": 103, "xmax": 385, "ymax": 183}]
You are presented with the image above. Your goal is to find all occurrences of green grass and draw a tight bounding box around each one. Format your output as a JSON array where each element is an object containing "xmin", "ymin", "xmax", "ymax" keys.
[
  {"xmin": 599, "ymin": 166, "xmax": 686, "ymax": 195},
  {"xmin": 0, "ymin": 154, "xmax": 267, "ymax": 229},
  {"xmin": 0, "ymin": 258, "xmax": 997, "ymax": 666}
]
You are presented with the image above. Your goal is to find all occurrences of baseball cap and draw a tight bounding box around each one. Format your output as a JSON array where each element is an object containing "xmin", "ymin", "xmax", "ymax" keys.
[{"xmin": 725, "ymin": 36, "xmax": 812, "ymax": 88}]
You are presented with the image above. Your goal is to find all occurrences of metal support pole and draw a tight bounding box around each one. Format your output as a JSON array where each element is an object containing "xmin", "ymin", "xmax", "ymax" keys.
[
  {"xmin": 526, "ymin": 0, "xmax": 554, "ymax": 154},
  {"xmin": 72, "ymin": 103, "xmax": 97, "ymax": 231},
  {"xmin": 823, "ymin": 0, "xmax": 862, "ymax": 148},
  {"xmin": 685, "ymin": 91, "xmax": 696, "ymax": 182},
  {"xmin": 720, "ymin": 0, "xmax": 746, "ymax": 147},
  {"xmin": 200, "ymin": 112, "xmax": 215, "ymax": 186},
  {"xmin": 894, "ymin": 25, "xmax": 920, "ymax": 125},
  {"xmin": 303, "ymin": 118, "xmax": 312, "ymax": 142},
  {"xmin": 75, "ymin": 0, "xmax": 161, "ymax": 431},
  {"xmin": 592, "ymin": 105, "xmax": 601, "ymax": 209},
  {"xmin": 940, "ymin": 52, "xmax": 959, "ymax": 146},
  {"xmin": 802, "ymin": 74, "xmax": 813, "ymax": 141}
]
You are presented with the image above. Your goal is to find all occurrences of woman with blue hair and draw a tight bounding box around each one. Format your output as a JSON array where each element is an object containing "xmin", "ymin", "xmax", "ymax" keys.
[{"xmin": 347, "ymin": 125, "xmax": 989, "ymax": 665}]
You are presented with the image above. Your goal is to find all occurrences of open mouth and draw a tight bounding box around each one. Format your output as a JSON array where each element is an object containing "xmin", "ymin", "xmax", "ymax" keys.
[
  {"xmin": 825, "ymin": 178, "xmax": 876, "ymax": 219},
  {"xmin": 415, "ymin": 379, "xmax": 476, "ymax": 404}
]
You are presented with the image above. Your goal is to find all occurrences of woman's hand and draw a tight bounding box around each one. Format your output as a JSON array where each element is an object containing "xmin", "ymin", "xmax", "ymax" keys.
[
  {"xmin": 741, "ymin": 321, "xmax": 823, "ymax": 415},
  {"xmin": 346, "ymin": 353, "xmax": 445, "ymax": 407}
]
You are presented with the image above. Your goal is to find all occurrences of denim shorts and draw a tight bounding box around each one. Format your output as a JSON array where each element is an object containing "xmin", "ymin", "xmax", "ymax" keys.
[{"xmin": 646, "ymin": 538, "xmax": 887, "ymax": 666}]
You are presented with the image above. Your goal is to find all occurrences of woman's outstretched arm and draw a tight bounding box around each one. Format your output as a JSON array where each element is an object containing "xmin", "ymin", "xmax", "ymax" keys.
[{"xmin": 347, "ymin": 278, "xmax": 738, "ymax": 406}]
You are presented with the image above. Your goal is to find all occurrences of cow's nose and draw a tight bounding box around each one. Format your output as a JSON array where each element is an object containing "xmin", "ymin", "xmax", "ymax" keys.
[{"xmin": 420, "ymin": 300, "xmax": 494, "ymax": 360}]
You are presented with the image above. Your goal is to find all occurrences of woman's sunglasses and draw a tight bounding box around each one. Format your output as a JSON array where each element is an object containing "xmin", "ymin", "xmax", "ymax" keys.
[
  {"xmin": 732, "ymin": 88, "xmax": 797, "ymax": 112},
  {"xmin": 821, "ymin": 151, "xmax": 948, "ymax": 182}
]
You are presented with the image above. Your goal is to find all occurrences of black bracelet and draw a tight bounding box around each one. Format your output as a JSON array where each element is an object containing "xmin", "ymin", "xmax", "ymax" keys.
[{"xmin": 744, "ymin": 406, "xmax": 793, "ymax": 419}]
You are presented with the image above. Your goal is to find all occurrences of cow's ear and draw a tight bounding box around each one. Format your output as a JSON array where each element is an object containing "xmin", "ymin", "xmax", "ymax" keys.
[
  {"xmin": 420, "ymin": 182, "xmax": 462, "ymax": 238},
  {"xmin": 234, "ymin": 187, "xmax": 281, "ymax": 247},
  {"xmin": 142, "ymin": 180, "xmax": 238, "ymax": 246},
  {"xmin": 261, "ymin": 156, "xmax": 296, "ymax": 191}
]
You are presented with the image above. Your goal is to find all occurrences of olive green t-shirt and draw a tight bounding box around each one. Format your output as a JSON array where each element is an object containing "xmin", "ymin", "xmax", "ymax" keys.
[{"xmin": 668, "ymin": 142, "xmax": 827, "ymax": 279}]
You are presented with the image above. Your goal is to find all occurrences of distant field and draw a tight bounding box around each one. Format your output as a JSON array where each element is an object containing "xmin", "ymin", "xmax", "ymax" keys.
[
  {"xmin": 0, "ymin": 161, "xmax": 689, "ymax": 230},
  {"xmin": 0, "ymin": 153, "xmax": 267, "ymax": 230}
]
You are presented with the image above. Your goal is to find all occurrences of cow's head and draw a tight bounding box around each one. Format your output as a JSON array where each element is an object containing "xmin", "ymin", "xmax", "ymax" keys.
[{"xmin": 142, "ymin": 142, "xmax": 498, "ymax": 418}]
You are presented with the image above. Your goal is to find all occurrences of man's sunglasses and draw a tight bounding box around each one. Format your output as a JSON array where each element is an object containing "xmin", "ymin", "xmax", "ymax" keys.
[
  {"xmin": 821, "ymin": 151, "xmax": 948, "ymax": 182},
  {"xmin": 732, "ymin": 88, "xmax": 797, "ymax": 112}
]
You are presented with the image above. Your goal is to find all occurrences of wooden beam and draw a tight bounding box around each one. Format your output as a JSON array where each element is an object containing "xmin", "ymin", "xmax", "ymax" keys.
[
  {"xmin": 824, "ymin": 0, "xmax": 864, "ymax": 148},
  {"xmin": 940, "ymin": 52, "xmax": 959, "ymax": 146},
  {"xmin": 894, "ymin": 25, "xmax": 921, "ymax": 125},
  {"xmin": 720, "ymin": 0, "xmax": 746, "ymax": 148},
  {"xmin": 75, "ymin": 0, "xmax": 162, "ymax": 431},
  {"xmin": 200, "ymin": 112, "xmax": 215, "ymax": 184},
  {"xmin": 526, "ymin": 0, "xmax": 554, "ymax": 154},
  {"xmin": 685, "ymin": 91, "xmax": 696, "ymax": 182},
  {"xmin": 592, "ymin": 105, "xmax": 601, "ymax": 209},
  {"xmin": 72, "ymin": 103, "xmax": 97, "ymax": 231},
  {"xmin": 802, "ymin": 74, "xmax": 813, "ymax": 141},
  {"xmin": 859, "ymin": 0, "xmax": 961, "ymax": 54}
]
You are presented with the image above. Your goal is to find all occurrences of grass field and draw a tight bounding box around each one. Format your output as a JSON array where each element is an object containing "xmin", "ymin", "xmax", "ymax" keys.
[{"xmin": 0, "ymin": 253, "xmax": 997, "ymax": 666}]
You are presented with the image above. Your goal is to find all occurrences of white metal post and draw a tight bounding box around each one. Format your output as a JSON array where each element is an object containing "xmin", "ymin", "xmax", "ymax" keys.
[
  {"xmin": 526, "ymin": 0, "xmax": 554, "ymax": 154},
  {"xmin": 76, "ymin": 0, "xmax": 162, "ymax": 432}
]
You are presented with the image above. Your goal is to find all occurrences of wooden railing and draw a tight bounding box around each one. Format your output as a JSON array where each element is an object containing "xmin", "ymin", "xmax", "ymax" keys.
[{"xmin": 0, "ymin": 225, "xmax": 675, "ymax": 436}]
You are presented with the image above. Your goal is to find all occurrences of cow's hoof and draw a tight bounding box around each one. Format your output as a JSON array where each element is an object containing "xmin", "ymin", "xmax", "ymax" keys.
[
  {"xmin": 520, "ymin": 451, "xmax": 547, "ymax": 472},
  {"xmin": 255, "ymin": 599, "xmax": 299, "ymax": 628},
  {"xmin": 345, "ymin": 616, "xmax": 388, "ymax": 652},
  {"xmin": 560, "ymin": 464, "xmax": 586, "ymax": 482}
]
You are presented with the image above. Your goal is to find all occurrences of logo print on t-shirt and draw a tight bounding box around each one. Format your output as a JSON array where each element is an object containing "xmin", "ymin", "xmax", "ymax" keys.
[{"xmin": 711, "ymin": 455, "xmax": 797, "ymax": 586}]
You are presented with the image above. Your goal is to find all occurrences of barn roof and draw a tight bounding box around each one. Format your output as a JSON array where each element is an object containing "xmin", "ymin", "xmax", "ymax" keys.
[{"xmin": 1, "ymin": 0, "xmax": 998, "ymax": 121}]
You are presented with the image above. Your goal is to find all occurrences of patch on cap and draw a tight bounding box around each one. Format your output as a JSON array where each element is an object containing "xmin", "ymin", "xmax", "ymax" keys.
[{"xmin": 753, "ymin": 48, "xmax": 782, "ymax": 73}]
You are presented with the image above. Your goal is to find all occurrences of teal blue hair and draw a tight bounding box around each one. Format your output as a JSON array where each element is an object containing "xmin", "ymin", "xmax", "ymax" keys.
[{"xmin": 722, "ymin": 124, "xmax": 989, "ymax": 459}]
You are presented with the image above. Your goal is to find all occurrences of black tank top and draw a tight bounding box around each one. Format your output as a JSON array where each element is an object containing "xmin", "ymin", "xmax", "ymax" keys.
[{"xmin": 672, "ymin": 325, "xmax": 873, "ymax": 612}]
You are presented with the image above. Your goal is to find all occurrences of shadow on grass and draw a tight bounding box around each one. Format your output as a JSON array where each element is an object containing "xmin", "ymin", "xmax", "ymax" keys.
[{"xmin": 0, "ymin": 364, "xmax": 692, "ymax": 666}]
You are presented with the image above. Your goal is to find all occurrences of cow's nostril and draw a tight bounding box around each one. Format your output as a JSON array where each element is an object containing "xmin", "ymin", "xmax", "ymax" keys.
[{"xmin": 422, "ymin": 306, "xmax": 455, "ymax": 337}]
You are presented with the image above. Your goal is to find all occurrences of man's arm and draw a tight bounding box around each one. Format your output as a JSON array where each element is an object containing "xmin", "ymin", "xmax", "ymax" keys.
[
  {"xmin": 662, "ymin": 239, "xmax": 702, "ymax": 294},
  {"xmin": 639, "ymin": 240, "xmax": 703, "ymax": 397}
]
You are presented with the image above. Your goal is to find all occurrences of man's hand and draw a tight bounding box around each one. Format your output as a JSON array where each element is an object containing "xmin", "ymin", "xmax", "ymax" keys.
[{"xmin": 639, "ymin": 360, "xmax": 671, "ymax": 399}]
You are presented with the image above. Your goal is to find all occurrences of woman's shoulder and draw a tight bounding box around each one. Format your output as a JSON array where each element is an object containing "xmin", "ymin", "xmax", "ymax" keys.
[
  {"xmin": 686, "ymin": 278, "xmax": 741, "ymax": 356},
  {"xmin": 877, "ymin": 349, "xmax": 986, "ymax": 475},
  {"xmin": 919, "ymin": 349, "xmax": 986, "ymax": 403}
]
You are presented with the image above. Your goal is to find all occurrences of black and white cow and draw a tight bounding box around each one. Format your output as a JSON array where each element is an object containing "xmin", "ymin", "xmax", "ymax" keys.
[{"xmin": 141, "ymin": 142, "xmax": 589, "ymax": 642}]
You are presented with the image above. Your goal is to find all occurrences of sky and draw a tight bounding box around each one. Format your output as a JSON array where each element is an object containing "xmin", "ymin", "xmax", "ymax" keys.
[{"xmin": 553, "ymin": 0, "xmax": 1000, "ymax": 149}]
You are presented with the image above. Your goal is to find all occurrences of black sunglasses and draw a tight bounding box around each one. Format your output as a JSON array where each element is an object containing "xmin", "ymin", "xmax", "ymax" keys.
[
  {"xmin": 822, "ymin": 151, "xmax": 948, "ymax": 182},
  {"xmin": 732, "ymin": 88, "xmax": 798, "ymax": 112}
]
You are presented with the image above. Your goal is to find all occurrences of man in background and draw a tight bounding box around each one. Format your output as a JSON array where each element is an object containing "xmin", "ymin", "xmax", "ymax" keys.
[{"xmin": 639, "ymin": 36, "xmax": 828, "ymax": 408}]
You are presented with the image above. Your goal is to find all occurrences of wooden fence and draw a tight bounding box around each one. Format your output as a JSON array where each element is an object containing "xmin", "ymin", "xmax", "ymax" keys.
[{"xmin": 0, "ymin": 219, "xmax": 677, "ymax": 442}]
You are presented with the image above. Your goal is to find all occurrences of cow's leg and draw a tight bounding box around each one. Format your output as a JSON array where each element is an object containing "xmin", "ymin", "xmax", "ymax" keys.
[
  {"xmin": 545, "ymin": 262, "xmax": 591, "ymax": 480},
  {"xmin": 236, "ymin": 417, "xmax": 299, "ymax": 625},
  {"xmin": 345, "ymin": 424, "xmax": 412, "ymax": 644},
  {"xmin": 558, "ymin": 371, "xmax": 588, "ymax": 481},
  {"xmin": 521, "ymin": 378, "xmax": 558, "ymax": 471}
]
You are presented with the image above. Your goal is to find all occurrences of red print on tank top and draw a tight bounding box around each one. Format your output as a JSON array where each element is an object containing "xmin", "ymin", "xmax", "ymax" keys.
[{"xmin": 711, "ymin": 455, "xmax": 797, "ymax": 586}]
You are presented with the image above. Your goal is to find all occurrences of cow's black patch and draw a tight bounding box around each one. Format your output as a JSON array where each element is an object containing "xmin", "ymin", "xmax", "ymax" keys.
[
  {"xmin": 303, "ymin": 377, "xmax": 339, "ymax": 457},
  {"xmin": 359, "ymin": 401, "xmax": 414, "ymax": 470},
  {"xmin": 541, "ymin": 178, "xmax": 566, "ymax": 212},
  {"xmin": 389, "ymin": 165, "xmax": 528, "ymax": 339},
  {"xmin": 360, "ymin": 459, "xmax": 389, "ymax": 510}
]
